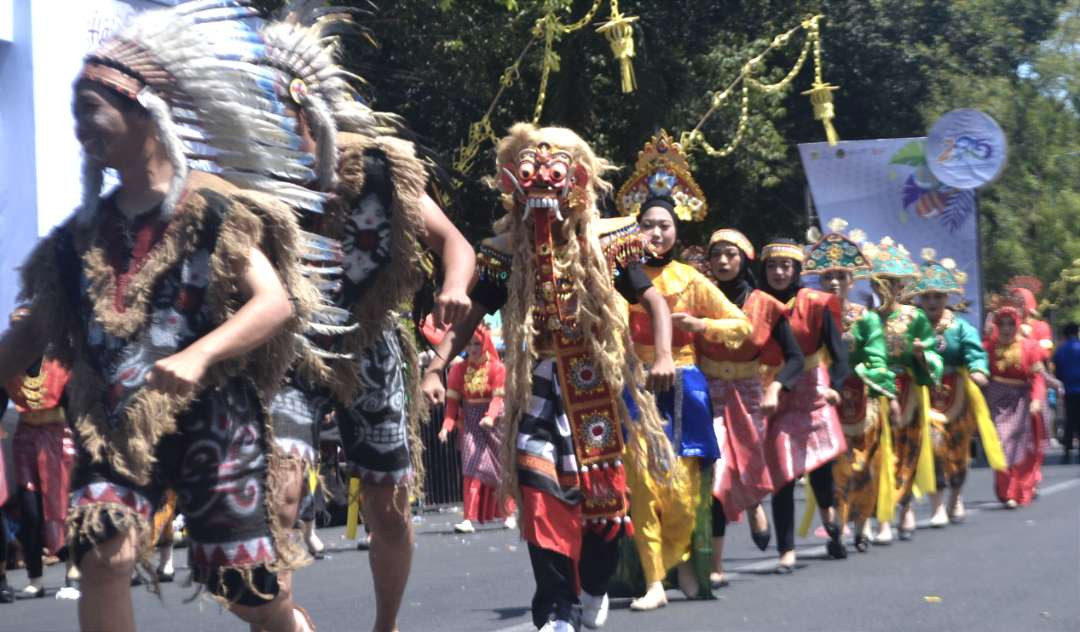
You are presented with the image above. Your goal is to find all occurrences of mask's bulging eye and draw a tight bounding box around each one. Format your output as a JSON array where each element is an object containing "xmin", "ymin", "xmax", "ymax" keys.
[
  {"xmin": 549, "ymin": 162, "xmax": 567, "ymax": 183},
  {"xmin": 518, "ymin": 161, "xmax": 536, "ymax": 181}
]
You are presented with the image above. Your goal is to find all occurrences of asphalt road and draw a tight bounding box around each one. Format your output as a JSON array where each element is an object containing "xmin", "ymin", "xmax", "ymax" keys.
[{"xmin": 4, "ymin": 452, "xmax": 1079, "ymax": 632}]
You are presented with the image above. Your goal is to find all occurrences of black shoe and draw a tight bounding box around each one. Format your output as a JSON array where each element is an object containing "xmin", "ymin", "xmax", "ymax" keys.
[
  {"xmin": 823, "ymin": 523, "xmax": 848, "ymax": 559},
  {"xmin": 750, "ymin": 528, "xmax": 771, "ymax": 552},
  {"xmin": 0, "ymin": 584, "xmax": 14, "ymax": 604},
  {"xmin": 156, "ymin": 568, "xmax": 175, "ymax": 583},
  {"xmin": 773, "ymin": 563, "xmax": 795, "ymax": 575},
  {"xmin": 854, "ymin": 534, "xmax": 871, "ymax": 553},
  {"xmin": 898, "ymin": 527, "xmax": 915, "ymax": 541}
]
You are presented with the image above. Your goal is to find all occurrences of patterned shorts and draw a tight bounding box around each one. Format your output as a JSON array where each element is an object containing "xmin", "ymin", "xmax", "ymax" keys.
[
  {"xmin": 336, "ymin": 325, "xmax": 412, "ymax": 486},
  {"xmin": 69, "ymin": 380, "xmax": 286, "ymax": 604}
]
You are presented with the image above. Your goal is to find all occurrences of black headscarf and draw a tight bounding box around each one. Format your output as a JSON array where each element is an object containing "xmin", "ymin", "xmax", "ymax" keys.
[
  {"xmin": 638, "ymin": 196, "xmax": 679, "ymax": 267},
  {"xmin": 761, "ymin": 237, "xmax": 803, "ymax": 304},
  {"xmin": 707, "ymin": 240, "xmax": 756, "ymax": 307}
]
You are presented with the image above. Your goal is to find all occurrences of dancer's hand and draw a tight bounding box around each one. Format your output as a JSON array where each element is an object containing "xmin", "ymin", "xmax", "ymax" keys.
[
  {"xmin": 434, "ymin": 286, "xmax": 471, "ymax": 328},
  {"xmin": 479, "ymin": 416, "xmax": 495, "ymax": 429},
  {"xmin": 671, "ymin": 313, "xmax": 705, "ymax": 333},
  {"xmin": 146, "ymin": 348, "xmax": 209, "ymax": 397},
  {"xmin": 438, "ymin": 428, "xmax": 450, "ymax": 443},
  {"xmin": 760, "ymin": 381, "xmax": 781, "ymax": 416},
  {"xmin": 912, "ymin": 338, "xmax": 927, "ymax": 360},
  {"xmin": 647, "ymin": 353, "xmax": 676, "ymax": 392},
  {"xmin": 970, "ymin": 371, "xmax": 989, "ymax": 388},
  {"xmin": 422, "ymin": 370, "xmax": 446, "ymax": 407},
  {"xmin": 824, "ymin": 388, "xmax": 841, "ymax": 406}
]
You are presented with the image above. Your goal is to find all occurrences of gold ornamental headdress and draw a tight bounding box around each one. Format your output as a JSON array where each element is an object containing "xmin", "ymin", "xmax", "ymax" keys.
[{"xmin": 615, "ymin": 130, "xmax": 707, "ymax": 222}]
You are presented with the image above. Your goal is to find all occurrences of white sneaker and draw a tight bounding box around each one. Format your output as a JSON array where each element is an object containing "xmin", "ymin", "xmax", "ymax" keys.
[
  {"xmin": 580, "ymin": 592, "xmax": 609, "ymax": 629},
  {"xmin": 454, "ymin": 519, "xmax": 476, "ymax": 533},
  {"xmin": 539, "ymin": 619, "xmax": 576, "ymax": 632},
  {"xmin": 504, "ymin": 515, "xmax": 518, "ymax": 530}
]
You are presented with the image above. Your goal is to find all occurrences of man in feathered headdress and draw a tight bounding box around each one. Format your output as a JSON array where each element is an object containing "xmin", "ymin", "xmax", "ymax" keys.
[
  {"xmin": 0, "ymin": 3, "xmax": 320, "ymax": 630},
  {"xmin": 244, "ymin": 6, "xmax": 476, "ymax": 631},
  {"xmin": 422, "ymin": 122, "xmax": 677, "ymax": 632}
]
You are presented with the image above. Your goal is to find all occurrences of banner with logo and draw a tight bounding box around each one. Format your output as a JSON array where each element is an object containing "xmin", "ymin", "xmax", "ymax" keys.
[{"xmin": 798, "ymin": 138, "xmax": 982, "ymax": 324}]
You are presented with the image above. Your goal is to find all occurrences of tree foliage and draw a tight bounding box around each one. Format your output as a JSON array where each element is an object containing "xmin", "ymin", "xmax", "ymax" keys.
[{"xmin": 260, "ymin": 0, "xmax": 1079, "ymax": 321}]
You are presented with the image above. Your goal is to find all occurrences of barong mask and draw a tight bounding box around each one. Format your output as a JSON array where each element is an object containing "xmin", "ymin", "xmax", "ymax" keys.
[{"xmin": 499, "ymin": 142, "xmax": 589, "ymax": 223}]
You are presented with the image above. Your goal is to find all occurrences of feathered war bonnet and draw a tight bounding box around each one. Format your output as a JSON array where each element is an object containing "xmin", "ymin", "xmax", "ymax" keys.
[
  {"xmin": 254, "ymin": 2, "xmax": 402, "ymax": 192},
  {"xmin": 74, "ymin": 0, "xmax": 319, "ymax": 224}
]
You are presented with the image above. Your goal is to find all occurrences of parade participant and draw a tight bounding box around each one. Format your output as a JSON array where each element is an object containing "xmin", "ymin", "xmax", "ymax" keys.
[
  {"xmin": 760, "ymin": 237, "xmax": 850, "ymax": 571},
  {"xmin": 438, "ymin": 324, "xmax": 516, "ymax": 533},
  {"xmin": 904, "ymin": 250, "xmax": 1001, "ymax": 526},
  {"xmin": 702, "ymin": 229, "xmax": 804, "ymax": 585},
  {"xmin": 0, "ymin": 5, "xmax": 321, "ymax": 630},
  {"xmin": 984, "ymin": 305, "xmax": 1047, "ymax": 507},
  {"xmin": 615, "ymin": 131, "xmax": 750, "ymax": 609},
  {"xmin": 1054, "ymin": 323, "xmax": 1080, "ymax": 463},
  {"xmin": 252, "ymin": 11, "xmax": 476, "ymax": 631},
  {"xmin": 0, "ymin": 306, "xmax": 77, "ymax": 596},
  {"xmin": 1007, "ymin": 276, "xmax": 1054, "ymax": 360},
  {"xmin": 862, "ymin": 238, "xmax": 942, "ymax": 543},
  {"xmin": 802, "ymin": 222, "xmax": 895, "ymax": 553},
  {"xmin": 422, "ymin": 123, "xmax": 677, "ymax": 632}
]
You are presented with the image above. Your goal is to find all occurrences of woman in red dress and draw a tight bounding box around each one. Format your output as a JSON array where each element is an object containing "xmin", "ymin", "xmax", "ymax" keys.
[
  {"xmin": 438, "ymin": 325, "xmax": 515, "ymax": 532},
  {"xmin": 759, "ymin": 238, "xmax": 850, "ymax": 572},
  {"xmin": 984, "ymin": 306, "xmax": 1047, "ymax": 507}
]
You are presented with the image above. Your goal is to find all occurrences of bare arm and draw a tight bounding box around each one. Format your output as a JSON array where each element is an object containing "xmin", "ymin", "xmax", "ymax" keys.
[
  {"xmin": 418, "ymin": 193, "xmax": 476, "ymax": 328},
  {"xmin": 639, "ymin": 286, "xmax": 675, "ymax": 392},
  {"xmin": 146, "ymin": 246, "xmax": 293, "ymax": 396},
  {"xmin": 0, "ymin": 314, "xmax": 47, "ymax": 386},
  {"xmin": 421, "ymin": 302, "xmax": 487, "ymax": 407}
]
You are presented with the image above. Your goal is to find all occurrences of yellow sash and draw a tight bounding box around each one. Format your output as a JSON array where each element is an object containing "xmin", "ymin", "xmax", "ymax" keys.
[
  {"xmin": 960, "ymin": 369, "xmax": 1006, "ymax": 471},
  {"xmin": 912, "ymin": 385, "xmax": 937, "ymax": 498},
  {"xmin": 876, "ymin": 397, "xmax": 897, "ymax": 523}
]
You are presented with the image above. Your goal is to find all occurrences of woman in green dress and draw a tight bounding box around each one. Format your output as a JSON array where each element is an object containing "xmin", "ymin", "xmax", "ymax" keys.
[{"xmin": 862, "ymin": 237, "xmax": 943, "ymax": 543}]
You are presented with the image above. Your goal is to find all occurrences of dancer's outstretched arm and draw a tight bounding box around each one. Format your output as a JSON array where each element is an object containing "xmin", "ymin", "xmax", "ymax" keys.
[
  {"xmin": 419, "ymin": 193, "xmax": 475, "ymax": 328},
  {"xmin": 421, "ymin": 302, "xmax": 487, "ymax": 407}
]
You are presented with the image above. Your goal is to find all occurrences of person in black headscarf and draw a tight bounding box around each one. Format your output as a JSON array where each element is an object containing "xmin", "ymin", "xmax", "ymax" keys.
[
  {"xmin": 758, "ymin": 237, "xmax": 851, "ymax": 572},
  {"xmin": 700, "ymin": 229, "xmax": 804, "ymax": 587},
  {"xmin": 621, "ymin": 199, "xmax": 750, "ymax": 609}
]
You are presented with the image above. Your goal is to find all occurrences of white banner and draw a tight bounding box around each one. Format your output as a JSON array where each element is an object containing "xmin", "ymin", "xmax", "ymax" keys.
[{"xmin": 798, "ymin": 138, "xmax": 982, "ymax": 324}]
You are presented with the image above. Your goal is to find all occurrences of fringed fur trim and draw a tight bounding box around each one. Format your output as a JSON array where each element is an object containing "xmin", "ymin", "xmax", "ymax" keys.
[
  {"xmin": 394, "ymin": 319, "xmax": 427, "ymax": 502},
  {"xmin": 80, "ymin": 192, "xmax": 209, "ymax": 340},
  {"xmin": 330, "ymin": 133, "xmax": 428, "ymax": 384},
  {"xmin": 263, "ymin": 442, "xmax": 312, "ymax": 577},
  {"xmin": 66, "ymin": 502, "xmax": 156, "ymax": 590},
  {"xmin": 17, "ymin": 231, "xmax": 80, "ymax": 365}
]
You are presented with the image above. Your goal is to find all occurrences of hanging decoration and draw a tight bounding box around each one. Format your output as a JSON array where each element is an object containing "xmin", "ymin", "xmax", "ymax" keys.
[
  {"xmin": 680, "ymin": 14, "xmax": 839, "ymax": 158},
  {"xmin": 453, "ymin": 0, "xmax": 638, "ymax": 178}
]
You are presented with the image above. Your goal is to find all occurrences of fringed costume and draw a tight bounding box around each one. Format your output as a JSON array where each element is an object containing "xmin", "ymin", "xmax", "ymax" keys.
[
  {"xmin": 443, "ymin": 326, "xmax": 514, "ymax": 524},
  {"xmin": 473, "ymin": 123, "xmax": 675, "ymax": 631},
  {"xmin": 615, "ymin": 132, "xmax": 751, "ymax": 600},
  {"xmin": 760, "ymin": 239, "xmax": 850, "ymax": 558},
  {"xmin": 253, "ymin": 14, "xmax": 433, "ymax": 503},
  {"xmin": 985, "ymin": 307, "xmax": 1047, "ymax": 507},
  {"xmin": 17, "ymin": 4, "xmax": 320, "ymax": 604}
]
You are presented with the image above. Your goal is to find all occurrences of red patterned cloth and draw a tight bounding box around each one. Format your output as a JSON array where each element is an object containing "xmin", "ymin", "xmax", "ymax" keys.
[
  {"xmin": 710, "ymin": 376, "xmax": 773, "ymax": 520},
  {"xmin": 13, "ymin": 424, "xmax": 75, "ymax": 553},
  {"xmin": 766, "ymin": 366, "xmax": 846, "ymax": 488}
]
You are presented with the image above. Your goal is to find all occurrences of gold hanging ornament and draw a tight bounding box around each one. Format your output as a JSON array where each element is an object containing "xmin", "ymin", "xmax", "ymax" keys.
[
  {"xmin": 596, "ymin": 2, "xmax": 639, "ymax": 94},
  {"xmin": 680, "ymin": 14, "xmax": 841, "ymax": 158}
]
